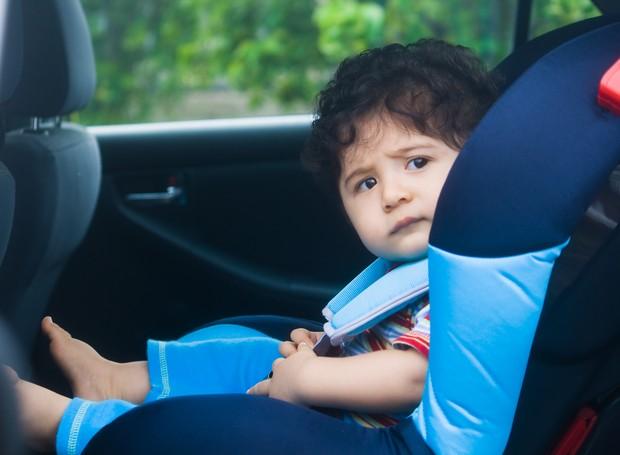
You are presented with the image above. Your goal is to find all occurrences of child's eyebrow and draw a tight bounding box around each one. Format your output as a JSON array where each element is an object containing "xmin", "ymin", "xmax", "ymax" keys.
[
  {"xmin": 343, "ymin": 166, "xmax": 373, "ymax": 189},
  {"xmin": 389, "ymin": 144, "xmax": 435, "ymax": 157}
]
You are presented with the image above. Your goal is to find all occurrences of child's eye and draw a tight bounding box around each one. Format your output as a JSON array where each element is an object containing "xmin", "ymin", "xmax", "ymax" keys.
[
  {"xmin": 406, "ymin": 157, "xmax": 428, "ymax": 170},
  {"xmin": 356, "ymin": 177, "xmax": 377, "ymax": 192}
]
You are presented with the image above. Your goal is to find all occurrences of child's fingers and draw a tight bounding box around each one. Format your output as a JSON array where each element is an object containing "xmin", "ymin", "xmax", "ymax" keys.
[
  {"xmin": 247, "ymin": 379, "xmax": 270, "ymax": 396},
  {"xmin": 289, "ymin": 328, "xmax": 312, "ymax": 345},
  {"xmin": 278, "ymin": 341, "xmax": 297, "ymax": 358},
  {"xmin": 290, "ymin": 328, "xmax": 322, "ymax": 346},
  {"xmin": 272, "ymin": 357, "xmax": 284, "ymax": 371},
  {"xmin": 296, "ymin": 342, "xmax": 314, "ymax": 353}
]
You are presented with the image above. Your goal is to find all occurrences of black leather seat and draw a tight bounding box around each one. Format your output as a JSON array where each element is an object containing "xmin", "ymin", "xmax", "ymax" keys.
[{"xmin": 0, "ymin": 0, "xmax": 101, "ymax": 353}]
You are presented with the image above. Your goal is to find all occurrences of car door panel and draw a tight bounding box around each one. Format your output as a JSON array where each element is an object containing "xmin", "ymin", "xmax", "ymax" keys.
[{"xmin": 38, "ymin": 117, "xmax": 372, "ymax": 376}]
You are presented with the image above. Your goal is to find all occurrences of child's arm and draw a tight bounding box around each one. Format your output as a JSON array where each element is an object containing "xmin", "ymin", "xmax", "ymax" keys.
[{"xmin": 249, "ymin": 343, "xmax": 427, "ymax": 414}]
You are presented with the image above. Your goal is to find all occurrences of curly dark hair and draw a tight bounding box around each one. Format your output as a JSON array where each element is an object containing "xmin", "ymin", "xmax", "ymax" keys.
[{"xmin": 302, "ymin": 39, "xmax": 500, "ymax": 198}]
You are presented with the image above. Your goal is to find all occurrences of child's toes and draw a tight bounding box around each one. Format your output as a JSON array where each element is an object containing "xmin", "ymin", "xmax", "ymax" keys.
[
  {"xmin": 2, "ymin": 365, "xmax": 19, "ymax": 383},
  {"xmin": 41, "ymin": 316, "xmax": 71, "ymax": 340}
]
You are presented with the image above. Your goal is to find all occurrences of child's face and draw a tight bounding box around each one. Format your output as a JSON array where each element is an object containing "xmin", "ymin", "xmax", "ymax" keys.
[{"xmin": 338, "ymin": 116, "xmax": 459, "ymax": 262}]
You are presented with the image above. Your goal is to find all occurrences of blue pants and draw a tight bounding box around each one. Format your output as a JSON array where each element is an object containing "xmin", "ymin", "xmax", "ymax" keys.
[{"xmin": 55, "ymin": 324, "xmax": 281, "ymax": 455}]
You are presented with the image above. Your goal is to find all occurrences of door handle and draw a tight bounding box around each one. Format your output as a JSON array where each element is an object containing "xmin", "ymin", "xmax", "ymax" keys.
[{"xmin": 125, "ymin": 186, "xmax": 184, "ymax": 205}]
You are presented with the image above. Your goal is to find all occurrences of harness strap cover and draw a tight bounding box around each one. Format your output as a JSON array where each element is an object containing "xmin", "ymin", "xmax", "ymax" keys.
[{"xmin": 321, "ymin": 258, "xmax": 429, "ymax": 347}]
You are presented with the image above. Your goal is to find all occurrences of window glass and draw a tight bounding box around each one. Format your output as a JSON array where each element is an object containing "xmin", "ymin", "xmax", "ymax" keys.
[
  {"xmin": 79, "ymin": 0, "xmax": 517, "ymax": 126},
  {"xmin": 530, "ymin": 0, "xmax": 601, "ymax": 39}
]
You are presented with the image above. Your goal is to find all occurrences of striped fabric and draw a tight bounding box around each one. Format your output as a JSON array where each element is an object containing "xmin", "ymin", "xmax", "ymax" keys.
[{"xmin": 342, "ymin": 293, "xmax": 430, "ymax": 428}]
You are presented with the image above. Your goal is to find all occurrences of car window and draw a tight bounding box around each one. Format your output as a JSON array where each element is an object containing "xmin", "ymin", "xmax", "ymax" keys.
[
  {"xmin": 530, "ymin": 0, "xmax": 601, "ymax": 39},
  {"xmin": 79, "ymin": 0, "xmax": 519, "ymax": 126}
]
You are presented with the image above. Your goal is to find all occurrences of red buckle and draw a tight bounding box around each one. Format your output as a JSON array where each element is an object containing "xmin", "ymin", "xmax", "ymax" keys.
[
  {"xmin": 551, "ymin": 407, "xmax": 598, "ymax": 455},
  {"xmin": 598, "ymin": 58, "xmax": 620, "ymax": 115}
]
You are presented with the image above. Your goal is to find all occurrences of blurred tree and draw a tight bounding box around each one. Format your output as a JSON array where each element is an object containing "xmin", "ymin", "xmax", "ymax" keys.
[
  {"xmin": 78, "ymin": 0, "xmax": 597, "ymax": 125},
  {"xmin": 531, "ymin": 0, "xmax": 599, "ymax": 38}
]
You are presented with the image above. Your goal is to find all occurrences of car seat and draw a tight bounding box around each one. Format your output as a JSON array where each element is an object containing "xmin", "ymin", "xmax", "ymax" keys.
[
  {"xmin": 81, "ymin": 14, "xmax": 620, "ymax": 455},
  {"xmin": 0, "ymin": 317, "xmax": 25, "ymax": 455},
  {"xmin": 0, "ymin": 0, "xmax": 101, "ymax": 353},
  {"xmin": 0, "ymin": 2, "xmax": 23, "ymax": 452},
  {"xmin": 491, "ymin": 14, "xmax": 620, "ymax": 455}
]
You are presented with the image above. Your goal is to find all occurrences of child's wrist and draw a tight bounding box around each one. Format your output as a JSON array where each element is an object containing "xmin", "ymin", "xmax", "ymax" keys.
[{"xmin": 292, "ymin": 356, "xmax": 326, "ymax": 406}]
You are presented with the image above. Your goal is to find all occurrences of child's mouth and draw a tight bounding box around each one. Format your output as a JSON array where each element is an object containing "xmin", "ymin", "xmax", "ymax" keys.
[{"xmin": 390, "ymin": 217, "xmax": 418, "ymax": 235}]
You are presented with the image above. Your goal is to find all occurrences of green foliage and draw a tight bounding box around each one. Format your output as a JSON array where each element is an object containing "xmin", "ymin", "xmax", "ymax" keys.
[
  {"xmin": 77, "ymin": 0, "xmax": 599, "ymax": 125},
  {"xmin": 314, "ymin": 0, "xmax": 384, "ymax": 63},
  {"xmin": 531, "ymin": 0, "xmax": 599, "ymax": 37}
]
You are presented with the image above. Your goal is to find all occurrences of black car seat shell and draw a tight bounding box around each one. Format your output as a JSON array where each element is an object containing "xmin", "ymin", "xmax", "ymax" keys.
[{"xmin": 0, "ymin": 0, "xmax": 101, "ymax": 352}]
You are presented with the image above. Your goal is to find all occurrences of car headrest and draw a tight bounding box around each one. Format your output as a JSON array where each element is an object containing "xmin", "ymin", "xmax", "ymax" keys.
[
  {"xmin": 0, "ymin": 0, "xmax": 22, "ymax": 104},
  {"xmin": 1, "ymin": 0, "xmax": 96, "ymax": 117}
]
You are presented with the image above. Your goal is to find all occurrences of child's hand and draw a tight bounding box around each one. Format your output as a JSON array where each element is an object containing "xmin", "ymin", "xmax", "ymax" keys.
[
  {"xmin": 279, "ymin": 328, "xmax": 323, "ymax": 358},
  {"xmin": 247, "ymin": 342, "xmax": 317, "ymax": 405}
]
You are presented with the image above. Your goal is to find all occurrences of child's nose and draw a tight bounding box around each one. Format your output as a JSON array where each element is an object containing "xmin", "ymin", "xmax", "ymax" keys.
[{"xmin": 382, "ymin": 185, "xmax": 412, "ymax": 211}]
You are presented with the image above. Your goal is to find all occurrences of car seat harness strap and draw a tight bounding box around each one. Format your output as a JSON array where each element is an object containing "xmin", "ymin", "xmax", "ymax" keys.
[{"xmin": 317, "ymin": 258, "xmax": 428, "ymax": 351}]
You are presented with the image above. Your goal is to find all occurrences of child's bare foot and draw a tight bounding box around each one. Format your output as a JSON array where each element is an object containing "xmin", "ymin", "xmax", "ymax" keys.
[
  {"xmin": 42, "ymin": 316, "xmax": 150, "ymax": 403},
  {"xmin": 2, "ymin": 364, "xmax": 19, "ymax": 383},
  {"xmin": 14, "ymin": 374, "xmax": 69, "ymax": 452}
]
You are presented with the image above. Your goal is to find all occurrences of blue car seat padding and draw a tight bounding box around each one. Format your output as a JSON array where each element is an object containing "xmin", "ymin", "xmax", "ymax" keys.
[
  {"xmin": 412, "ymin": 243, "xmax": 565, "ymax": 454},
  {"xmin": 84, "ymin": 19, "xmax": 620, "ymax": 455}
]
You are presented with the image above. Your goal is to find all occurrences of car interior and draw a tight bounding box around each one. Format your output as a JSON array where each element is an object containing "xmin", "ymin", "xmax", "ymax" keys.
[{"xmin": 0, "ymin": 0, "xmax": 619, "ymax": 454}]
